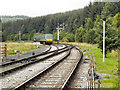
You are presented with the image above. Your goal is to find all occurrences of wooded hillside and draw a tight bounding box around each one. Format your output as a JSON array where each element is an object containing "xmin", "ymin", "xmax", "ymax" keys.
[{"xmin": 1, "ymin": 2, "xmax": 120, "ymax": 55}]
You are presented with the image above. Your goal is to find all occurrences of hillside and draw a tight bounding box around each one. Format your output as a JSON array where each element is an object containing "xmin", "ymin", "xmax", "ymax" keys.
[
  {"xmin": 2, "ymin": 2, "xmax": 120, "ymax": 35},
  {"xmin": 2, "ymin": 2, "xmax": 120, "ymax": 48}
]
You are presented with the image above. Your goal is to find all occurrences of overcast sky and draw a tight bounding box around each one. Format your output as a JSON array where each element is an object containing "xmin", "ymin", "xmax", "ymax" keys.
[{"xmin": 0, "ymin": 0, "xmax": 93, "ymax": 17}]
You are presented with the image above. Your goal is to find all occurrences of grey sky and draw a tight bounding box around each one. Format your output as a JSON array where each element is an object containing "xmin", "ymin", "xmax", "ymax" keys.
[{"xmin": 0, "ymin": 0, "xmax": 93, "ymax": 17}]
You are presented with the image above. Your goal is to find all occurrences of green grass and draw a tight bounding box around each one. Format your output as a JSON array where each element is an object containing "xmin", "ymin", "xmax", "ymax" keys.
[
  {"xmin": 62, "ymin": 42, "xmax": 119, "ymax": 88},
  {"xmin": 3, "ymin": 42, "xmax": 37, "ymax": 55}
]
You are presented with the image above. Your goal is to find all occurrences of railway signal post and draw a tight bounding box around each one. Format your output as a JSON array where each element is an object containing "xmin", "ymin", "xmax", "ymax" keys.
[
  {"xmin": 56, "ymin": 23, "xmax": 65, "ymax": 44},
  {"xmin": 103, "ymin": 17, "xmax": 106, "ymax": 62},
  {"xmin": 56, "ymin": 23, "xmax": 60, "ymax": 44}
]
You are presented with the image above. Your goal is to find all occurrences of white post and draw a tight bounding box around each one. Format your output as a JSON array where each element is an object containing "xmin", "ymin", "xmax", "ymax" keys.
[
  {"xmin": 56, "ymin": 23, "xmax": 66, "ymax": 44},
  {"xmin": 103, "ymin": 20, "xmax": 105, "ymax": 62},
  {"xmin": 57, "ymin": 23, "xmax": 59, "ymax": 44}
]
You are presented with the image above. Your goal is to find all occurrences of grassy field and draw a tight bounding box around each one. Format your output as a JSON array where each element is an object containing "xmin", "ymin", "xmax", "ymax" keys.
[
  {"xmin": 1, "ymin": 42, "xmax": 37, "ymax": 55},
  {"xmin": 62, "ymin": 42, "xmax": 119, "ymax": 88}
]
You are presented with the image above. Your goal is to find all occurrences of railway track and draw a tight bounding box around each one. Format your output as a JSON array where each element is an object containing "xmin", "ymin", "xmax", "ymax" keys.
[
  {"xmin": 1, "ymin": 45, "xmax": 72, "ymax": 89},
  {"xmin": 0, "ymin": 44, "xmax": 68, "ymax": 76},
  {"xmin": 0, "ymin": 45, "xmax": 51, "ymax": 66},
  {"xmin": 1, "ymin": 44, "xmax": 59, "ymax": 66},
  {"xmin": 10, "ymin": 46, "xmax": 83, "ymax": 89}
]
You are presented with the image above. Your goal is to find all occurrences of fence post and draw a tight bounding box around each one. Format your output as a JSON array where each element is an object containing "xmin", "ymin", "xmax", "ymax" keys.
[
  {"xmin": 0, "ymin": 44, "xmax": 7, "ymax": 61},
  {"xmin": 5, "ymin": 44, "xmax": 7, "ymax": 60},
  {"xmin": 98, "ymin": 79, "xmax": 100, "ymax": 88}
]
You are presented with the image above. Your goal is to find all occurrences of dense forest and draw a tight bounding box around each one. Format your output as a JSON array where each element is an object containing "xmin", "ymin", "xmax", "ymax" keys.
[{"xmin": 1, "ymin": 2, "xmax": 120, "ymax": 56}]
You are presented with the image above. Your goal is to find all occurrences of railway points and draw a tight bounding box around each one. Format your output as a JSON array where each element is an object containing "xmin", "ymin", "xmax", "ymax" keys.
[
  {"xmin": 0, "ymin": 44, "xmax": 97, "ymax": 89},
  {"xmin": 1, "ymin": 44, "xmax": 71, "ymax": 89},
  {"xmin": 0, "ymin": 44, "xmax": 67, "ymax": 75},
  {"xmin": 13, "ymin": 46, "xmax": 81, "ymax": 89}
]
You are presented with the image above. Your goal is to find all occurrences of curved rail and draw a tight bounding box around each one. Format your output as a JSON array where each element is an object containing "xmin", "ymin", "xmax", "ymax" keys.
[
  {"xmin": 1, "ymin": 44, "xmax": 67, "ymax": 67},
  {"xmin": 12, "ymin": 46, "xmax": 83, "ymax": 90},
  {"xmin": 0, "ymin": 45, "xmax": 51, "ymax": 67},
  {"xmin": 12, "ymin": 46, "xmax": 72, "ymax": 90},
  {"xmin": 61, "ymin": 47, "xmax": 83, "ymax": 89},
  {"xmin": 0, "ymin": 45, "xmax": 69, "ymax": 76},
  {"xmin": 63, "ymin": 46, "xmax": 83, "ymax": 89}
]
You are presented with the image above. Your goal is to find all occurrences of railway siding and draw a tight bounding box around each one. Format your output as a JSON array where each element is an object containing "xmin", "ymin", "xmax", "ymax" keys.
[
  {"xmin": 1, "ymin": 47, "xmax": 69, "ymax": 89},
  {"xmin": 0, "ymin": 45, "xmax": 68, "ymax": 76},
  {"xmin": 0, "ymin": 45, "xmax": 50, "ymax": 66}
]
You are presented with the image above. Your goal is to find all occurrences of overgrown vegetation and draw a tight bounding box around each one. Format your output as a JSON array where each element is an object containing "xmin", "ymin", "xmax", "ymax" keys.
[{"xmin": 63, "ymin": 42, "xmax": 119, "ymax": 88}]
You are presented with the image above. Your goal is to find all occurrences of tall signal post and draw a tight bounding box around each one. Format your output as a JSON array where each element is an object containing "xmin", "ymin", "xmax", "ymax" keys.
[
  {"xmin": 19, "ymin": 31, "xmax": 21, "ymax": 41},
  {"xmin": 56, "ymin": 23, "xmax": 65, "ymax": 44},
  {"xmin": 103, "ymin": 17, "xmax": 106, "ymax": 62}
]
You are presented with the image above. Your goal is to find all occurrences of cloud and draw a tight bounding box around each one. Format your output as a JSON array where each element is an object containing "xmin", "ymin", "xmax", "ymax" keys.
[{"xmin": 0, "ymin": 0, "xmax": 91, "ymax": 17}]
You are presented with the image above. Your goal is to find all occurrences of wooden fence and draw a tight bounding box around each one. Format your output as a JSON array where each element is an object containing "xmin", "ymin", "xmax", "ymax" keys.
[{"xmin": 0, "ymin": 44, "xmax": 7, "ymax": 61}]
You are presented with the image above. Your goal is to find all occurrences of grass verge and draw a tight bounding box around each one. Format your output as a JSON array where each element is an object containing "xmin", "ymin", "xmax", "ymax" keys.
[{"xmin": 1, "ymin": 42, "xmax": 37, "ymax": 55}]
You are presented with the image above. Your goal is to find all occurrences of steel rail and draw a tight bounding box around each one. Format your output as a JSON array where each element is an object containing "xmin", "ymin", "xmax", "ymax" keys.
[
  {"xmin": 60, "ymin": 47, "xmax": 83, "ymax": 90},
  {"xmin": 62, "ymin": 46, "xmax": 83, "ymax": 89},
  {"xmin": 12, "ymin": 46, "xmax": 72, "ymax": 90},
  {"xmin": 0, "ymin": 45, "xmax": 70, "ymax": 76},
  {"xmin": 1, "ymin": 44, "xmax": 67, "ymax": 67},
  {"xmin": 0, "ymin": 45, "xmax": 51, "ymax": 67},
  {"xmin": 14, "ymin": 46, "xmax": 82, "ymax": 90}
]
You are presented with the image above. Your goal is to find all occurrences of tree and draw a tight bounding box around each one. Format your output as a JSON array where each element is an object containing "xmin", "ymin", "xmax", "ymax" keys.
[
  {"xmin": 29, "ymin": 29, "xmax": 36, "ymax": 40},
  {"xmin": 2, "ymin": 30, "xmax": 7, "ymax": 42},
  {"xmin": 113, "ymin": 13, "xmax": 120, "ymax": 32},
  {"xmin": 0, "ymin": 31, "xmax": 2, "ymax": 42},
  {"xmin": 53, "ymin": 32, "xmax": 57, "ymax": 41},
  {"xmin": 95, "ymin": 15, "xmax": 119, "ymax": 57},
  {"xmin": 62, "ymin": 32, "xmax": 75, "ymax": 42},
  {"xmin": 83, "ymin": 18, "xmax": 94, "ymax": 43},
  {"xmin": 84, "ymin": 18, "xmax": 93, "ymax": 30},
  {"xmin": 62, "ymin": 37, "xmax": 69, "ymax": 42},
  {"xmin": 75, "ymin": 25, "xmax": 85, "ymax": 42},
  {"xmin": 101, "ymin": 2, "xmax": 112, "ymax": 18},
  {"xmin": 112, "ymin": 13, "xmax": 120, "ymax": 49},
  {"xmin": 10, "ymin": 35, "xmax": 14, "ymax": 41},
  {"xmin": 84, "ymin": 29, "xmax": 96, "ymax": 44},
  {"xmin": 13, "ymin": 34, "xmax": 19, "ymax": 41},
  {"xmin": 22, "ymin": 33, "xmax": 29, "ymax": 41}
]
